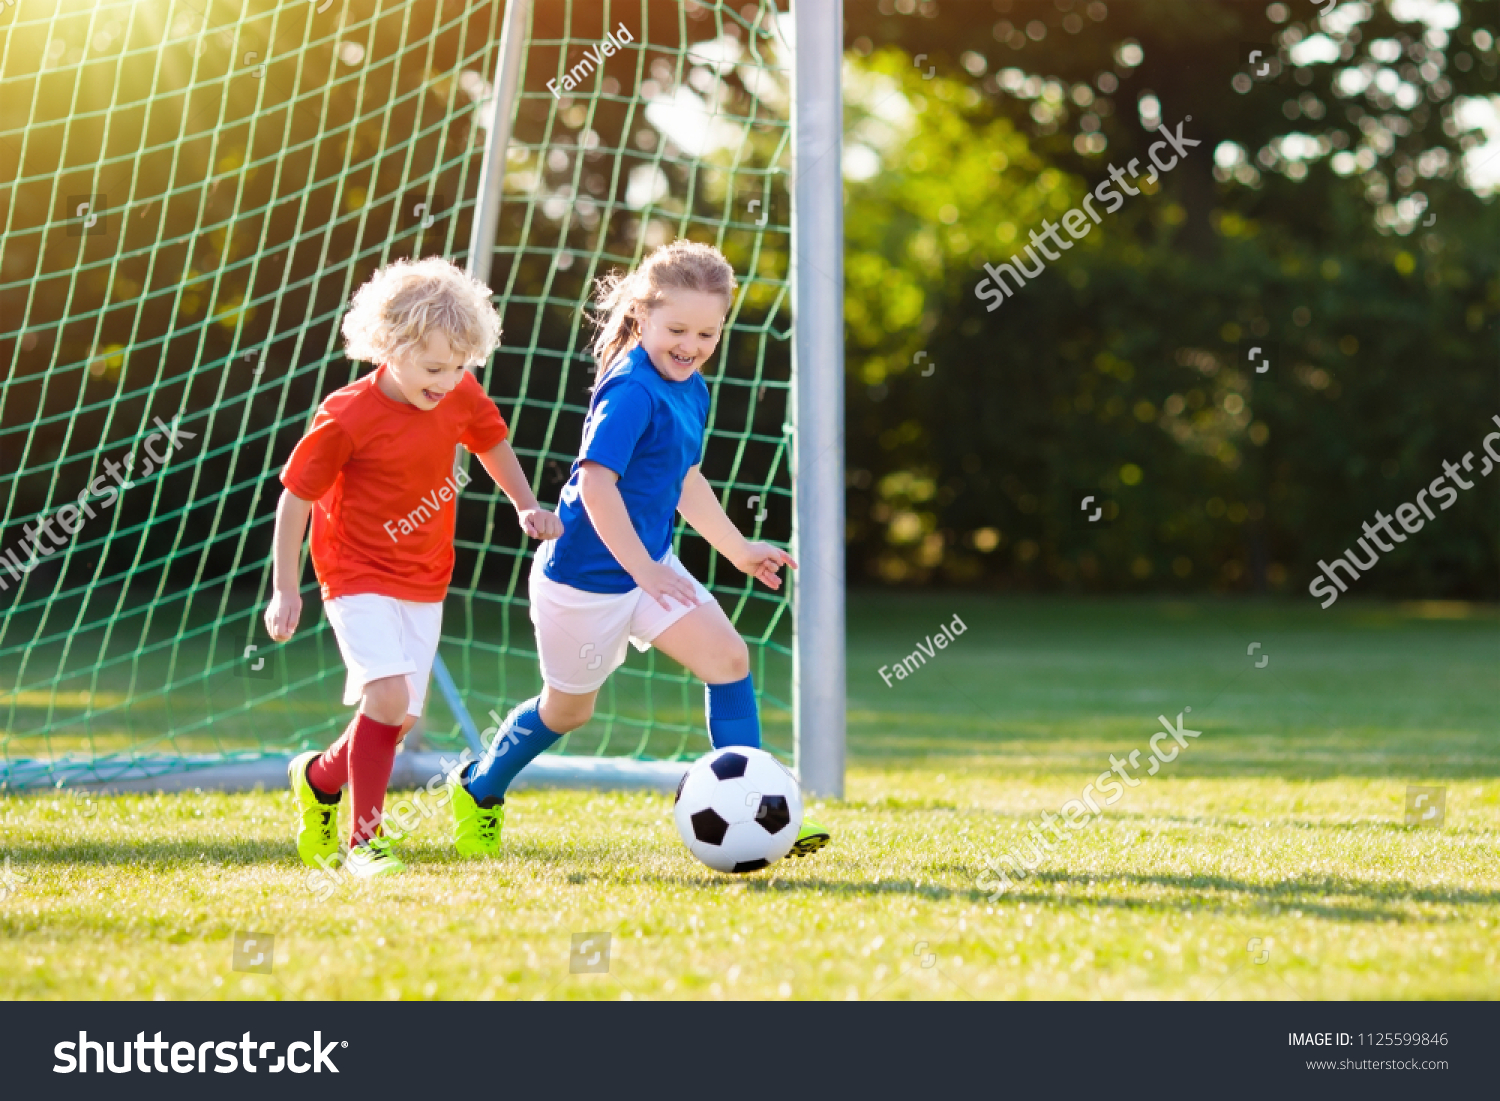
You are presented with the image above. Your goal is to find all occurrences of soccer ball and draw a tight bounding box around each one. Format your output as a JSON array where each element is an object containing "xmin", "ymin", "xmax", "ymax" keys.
[{"xmin": 673, "ymin": 747, "xmax": 804, "ymax": 873}]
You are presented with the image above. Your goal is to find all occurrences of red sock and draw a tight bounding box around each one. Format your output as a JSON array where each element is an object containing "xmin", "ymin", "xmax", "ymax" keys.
[
  {"xmin": 306, "ymin": 716, "xmax": 358, "ymax": 796},
  {"xmin": 347, "ymin": 713, "xmax": 403, "ymax": 847}
]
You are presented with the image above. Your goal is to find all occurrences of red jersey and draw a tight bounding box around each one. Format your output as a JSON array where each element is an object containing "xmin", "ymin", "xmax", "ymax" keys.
[{"xmin": 280, "ymin": 365, "xmax": 508, "ymax": 602}]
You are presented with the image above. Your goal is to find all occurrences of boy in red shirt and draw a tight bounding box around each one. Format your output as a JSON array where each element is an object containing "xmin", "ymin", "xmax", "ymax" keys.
[{"xmin": 264, "ymin": 257, "xmax": 561, "ymax": 878}]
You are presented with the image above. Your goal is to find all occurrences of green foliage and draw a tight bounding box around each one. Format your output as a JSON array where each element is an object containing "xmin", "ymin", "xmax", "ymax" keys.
[{"xmin": 842, "ymin": 4, "xmax": 1499, "ymax": 597}]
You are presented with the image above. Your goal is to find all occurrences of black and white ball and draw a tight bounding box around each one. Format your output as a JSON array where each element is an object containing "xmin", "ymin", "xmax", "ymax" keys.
[{"xmin": 673, "ymin": 747, "xmax": 804, "ymax": 873}]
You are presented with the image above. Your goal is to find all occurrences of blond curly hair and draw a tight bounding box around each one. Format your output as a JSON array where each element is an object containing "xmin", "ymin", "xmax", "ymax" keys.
[
  {"xmin": 590, "ymin": 240, "xmax": 737, "ymax": 381},
  {"xmin": 341, "ymin": 257, "xmax": 502, "ymax": 367}
]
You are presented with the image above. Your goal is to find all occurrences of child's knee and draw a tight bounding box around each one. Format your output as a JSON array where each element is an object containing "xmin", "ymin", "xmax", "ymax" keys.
[
  {"xmin": 551, "ymin": 701, "xmax": 592, "ymax": 733},
  {"xmin": 719, "ymin": 637, "xmax": 750, "ymax": 682},
  {"xmin": 361, "ymin": 676, "xmax": 409, "ymax": 724},
  {"xmin": 539, "ymin": 690, "xmax": 593, "ymax": 733}
]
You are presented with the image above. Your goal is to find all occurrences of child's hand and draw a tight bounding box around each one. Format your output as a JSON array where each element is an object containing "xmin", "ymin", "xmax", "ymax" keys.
[
  {"xmin": 632, "ymin": 560, "xmax": 703, "ymax": 611},
  {"xmin": 733, "ymin": 541, "xmax": 798, "ymax": 590},
  {"xmin": 519, "ymin": 508, "xmax": 563, "ymax": 540},
  {"xmin": 264, "ymin": 588, "xmax": 302, "ymax": 643}
]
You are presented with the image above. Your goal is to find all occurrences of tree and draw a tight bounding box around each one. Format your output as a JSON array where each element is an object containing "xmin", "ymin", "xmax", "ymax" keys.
[{"xmin": 839, "ymin": 1, "xmax": 1499, "ymax": 597}]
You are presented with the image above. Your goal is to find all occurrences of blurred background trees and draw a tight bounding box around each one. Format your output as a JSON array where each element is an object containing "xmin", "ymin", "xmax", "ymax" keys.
[
  {"xmin": 2, "ymin": 0, "xmax": 1494, "ymax": 603},
  {"xmin": 840, "ymin": 0, "xmax": 1499, "ymax": 599}
]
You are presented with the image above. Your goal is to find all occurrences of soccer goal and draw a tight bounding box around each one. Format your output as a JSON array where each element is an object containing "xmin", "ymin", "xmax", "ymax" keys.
[{"xmin": 0, "ymin": 1, "xmax": 844, "ymax": 797}]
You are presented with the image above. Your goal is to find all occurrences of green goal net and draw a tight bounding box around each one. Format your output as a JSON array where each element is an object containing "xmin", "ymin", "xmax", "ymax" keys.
[{"xmin": 0, "ymin": 0, "xmax": 794, "ymax": 790}]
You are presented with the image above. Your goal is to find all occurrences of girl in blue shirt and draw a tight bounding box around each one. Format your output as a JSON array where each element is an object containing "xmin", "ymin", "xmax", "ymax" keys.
[{"xmin": 449, "ymin": 240, "xmax": 829, "ymax": 860}]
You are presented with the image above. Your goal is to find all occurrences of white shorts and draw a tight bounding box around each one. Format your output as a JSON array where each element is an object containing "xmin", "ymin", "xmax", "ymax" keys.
[
  {"xmin": 323, "ymin": 593, "xmax": 443, "ymax": 716},
  {"xmin": 529, "ymin": 552, "xmax": 713, "ymax": 694}
]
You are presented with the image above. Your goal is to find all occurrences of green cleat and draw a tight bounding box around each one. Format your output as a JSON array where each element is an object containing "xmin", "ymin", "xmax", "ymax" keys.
[
  {"xmin": 788, "ymin": 818, "xmax": 831, "ymax": 859},
  {"xmin": 447, "ymin": 765, "xmax": 504, "ymax": 857},
  {"xmin": 346, "ymin": 835, "xmax": 405, "ymax": 878},
  {"xmin": 287, "ymin": 750, "xmax": 340, "ymax": 867}
]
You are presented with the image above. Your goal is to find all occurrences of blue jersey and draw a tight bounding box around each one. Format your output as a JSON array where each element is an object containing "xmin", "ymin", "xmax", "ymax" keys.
[{"xmin": 538, "ymin": 343, "xmax": 710, "ymax": 593}]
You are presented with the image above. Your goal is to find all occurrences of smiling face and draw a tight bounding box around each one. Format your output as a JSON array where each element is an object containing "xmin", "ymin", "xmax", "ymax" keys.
[
  {"xmin": 636, "ymin": 289, "xmax": 729, "ymax": 382},
  {"xmin": 377, "ymin": 330, "xmax": 470, "ymax": 409}
]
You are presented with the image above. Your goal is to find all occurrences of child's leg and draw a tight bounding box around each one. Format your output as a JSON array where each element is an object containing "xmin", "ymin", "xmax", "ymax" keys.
[
  {"xmin": 463, "ymin": 561, "xmax": 635, "ymax": 806},
  {"xmin": 461, "ymin": 685, "xmax": 596, "ymax": 805},
  {"xmin": 539, "ymin": 685, "xmax": 599, "ymax": 732},
  {"xmin": 304, "ymin": 715, "xmax": 356, "ymax": 800},
  {"xmin": 314, "ymin": 593, "xmax": 438, "ymax": 851},
  {"xmin": 649, "ymin": 601, "xmax": 759, "ymax": 749},
  {"xmin": 306, "ymin": 713, "xmax": 417, "ymax": 798},
  {"xmin": 646, "ymin": 567, "xmax": 830, "ymax": 856},
  {"xmin": 653, "ymin": 595, "xmax": 831, "ymax": 856},
  {"xmin": 345, "ymin": 675, "xmax": 407, "ymax": 845}
]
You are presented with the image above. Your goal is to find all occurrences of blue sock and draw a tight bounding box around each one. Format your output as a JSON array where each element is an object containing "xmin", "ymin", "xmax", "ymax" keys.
[
  {"xmin": 463, "ymin": 697, "xmax": 562, "ymax": 804},
  {"xmin": 705, "ymin": 674, "xmax": 760, "ymax": 749}
]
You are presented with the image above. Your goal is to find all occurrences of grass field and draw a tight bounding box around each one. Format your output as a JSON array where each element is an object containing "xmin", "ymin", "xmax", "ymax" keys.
[{"xmin": 2, "ymin": 594, "xmax": 1497, "ymax": 1000}]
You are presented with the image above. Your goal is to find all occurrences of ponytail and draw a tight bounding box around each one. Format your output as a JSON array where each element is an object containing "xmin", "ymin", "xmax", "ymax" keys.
[{"xmin": 589, "ymin": 268, "xmax": 642, "ymax": 383}]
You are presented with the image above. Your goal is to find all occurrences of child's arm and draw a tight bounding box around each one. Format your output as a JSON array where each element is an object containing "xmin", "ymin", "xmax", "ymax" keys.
[
  {"xmin": 264, "ymin": 489, "xmax": 314, "ymax": 642},
  {"xmin": 475, "ymin": 440, "xmax": 563, "ymax": 540},
  {"xmin": 677, "ymin": 467, "xmax": 797, "ymax": 591},
  {"xmin": 578, "ymin": 461, "xmax": 702, "ymax": 610}
]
